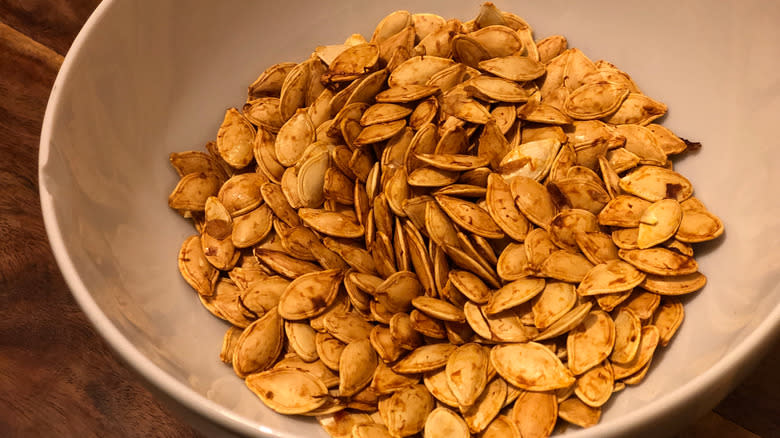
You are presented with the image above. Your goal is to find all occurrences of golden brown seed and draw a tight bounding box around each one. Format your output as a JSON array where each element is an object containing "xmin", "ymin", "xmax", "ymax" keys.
[
  {"xmin": 566, "ymin": 310, "xmax": 616, "ymax": 375},
  {"xmin": 339, "ymin": 339, "xmax": 377, "ymax": 397},
  {"xmin": 574, "ymin": 362, "xmax": 614, "ymax": 407},
  {"xmin": 558, "ymin": 397, "xmax": 601, "ymax": 428},
  {"xmin": 277, "ymin": 269, "xmax": 344, "ymax": 320},
  {"xmin": 424, "ymin": 407, "xmax": 470, "ymax": 438},
  {"xmin": 611, "ymin": 308, "xmax": 642, "ymax": 364},
  {"xmin": 413, "ymin": 296, "xmax": 467, "ymax": 323},
  {"xmin": 380, "ymin": 384, "xmax": 434, "ymax": 437},
  {"xmin": 246, "ymin": 368, "xmax": 328, "ymax": 414},
  {"xmin": 532, "ymin": 281, "xmax": 577, "ymax": 330},
  {"xmin": 618, "ymin": 248, "xmax": 698, "ymax": 276},
  {"xmin": 641, "ymin": 272, "xmax": 707, "ymax": 296},
  {"xmin": 654, "ymin": 298, "xmax": 685, "ymax": 346},
  {"xmin": 461, "ymin": 376, "xmax": 507, "ymax": 433},
  {"xmin": 491, "ymin": 342, "xmax": 575, "ymax": 391},
  {"xmin": 393, "ymin": 343, "xmax": 458, "ymax": 374},
  {"xmin": 445, "ymin": 343, "xmax": 488, "ymax": 407},
  {"xmin": 510, "ymin": 176, "xmax": 557, "ymax": 229},
  {"xmin": 577, "ymin": 260, "xmax": 646, "ymax": 296},
  {"xmin": 178, "ymin": 235, "xmax": 219, "ymax": 296},
  {"xmin": 485, "ymin": 277, "xmax": 546, "ymax": 315},
  {"xmin": 510, "ymin": 390, "xmax": 558, "ymax": 438},
  {"xmin": 232, "ymin": 308, "xmax": 283, "ymax": 377},
  {"xmin": 169, "ymin": 172, "xmax": 223, "ymax": 212},
  {"xmin": 612, "ymin": 325, "xmax": 660, "ymax": 379},
  {"xmin": 216, "ymin": 108, "xmax": 256, "ymax": 169}
]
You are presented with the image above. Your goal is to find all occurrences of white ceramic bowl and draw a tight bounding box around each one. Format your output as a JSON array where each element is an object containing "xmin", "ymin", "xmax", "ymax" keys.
[{"xmin": 40, "ymin": 1, "xmax": 780, "ymax": 437}]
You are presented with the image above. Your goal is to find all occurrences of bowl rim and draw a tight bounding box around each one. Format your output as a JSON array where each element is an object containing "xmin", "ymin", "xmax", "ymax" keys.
[{"xmin": 38, "ymin": 1, "xmax": 780, "ymax": 437}]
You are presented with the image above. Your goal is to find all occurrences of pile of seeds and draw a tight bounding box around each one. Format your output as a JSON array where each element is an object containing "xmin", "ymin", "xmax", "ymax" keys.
[{"xmin": 168, "ymin": 3, "xmax": 724, "ymax": 437}]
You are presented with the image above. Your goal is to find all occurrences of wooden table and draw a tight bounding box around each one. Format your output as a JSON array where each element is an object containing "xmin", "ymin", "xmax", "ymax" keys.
[{"xmin": 0, "ymin": 2, "xmax": 776, "ymax": 437}]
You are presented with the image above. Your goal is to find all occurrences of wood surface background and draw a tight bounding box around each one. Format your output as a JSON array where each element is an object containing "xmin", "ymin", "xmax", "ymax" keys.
[{"xmin": 0, "ymin": 1, "xmax": 776, "ymax": 436}]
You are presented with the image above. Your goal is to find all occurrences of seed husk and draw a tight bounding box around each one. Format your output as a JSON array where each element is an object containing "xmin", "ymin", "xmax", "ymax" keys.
[
  {"xmin": 393, "ymin": 343, "xmax": 458, "ymax": 374},
  {"xmin": 324, "ymin": 311, "xmax": 374, "ymax": 344},
  {"xmin": 618, "ymin": 248, "xmax": 698, "ymax": 276},
  {"xmin": 610, "ymin": 308, "xmax": 642, "ymax": 364},
  {"xmin": 484, "ymin": 307, "xmax": 538, "ymax": 343},
  {"xmin": 622, "ymin": 290, "xmax": 661, "ymax": 320},
  {"xmin": 277, "ymin": 269, "xmax": 344, "ymax": 320},
  {"xmin": 424, "ymin": 368, "xmax": 460, "ymax": 407},
  {"xmin": 435, "ymin": 195, "xmax": 504, "ymax": 239},
  {"xmin": 577, "ymin": 260, "xmax": 646, "ymax": 296},
  {"xmin": 248, "ymin": 61, "xmax": 296, "ymax": 99},
  {"xmin": 232, "ymin": 204, "xmax": 273, "ymax": 248},
  {"xmin": 298, "ymin": 208, "xmax": 365, "ymax": 238},
  {"xmin": 535, "ymin": 302, "xmax": 593, "ymax": 342},
  {"xmin": 445, "ymin": 343, "xmax": 489, "ymax": 407},
  {"xmin": 612, "ymin": 325, "xmax": 660, "ymax": 379},
  {"xmin": 460, "ymin": 377, "xmax": 507, "ymax": 433},
  {"xmin": 424, "ymin": 407, "xmax": 470, "ymax": 438},
  {"xmin": 510, "ymin": 176, "xmax": 557, "ymax": 229},
  {"xmin": 317, "ymin": 411, "xmax": 373, "ymax": 437},
  {"xmin": 598, "ymin": 195, "xmax": 651, "ymax": 228},
  {"xmin": 566, "ymin": 310, "xmax": 616, "ymax": 375},
  {"xmin": 370, "ymin": 325, "xmax": 406, "ymax": 364},
  {"xmin": 637, "ymin": 198, "xmax": 683, "ymax": 248},
  {"xmin": 496, "ymin": 243, "xmax": 532, "ymax": 281},
  {"xmin": 380, "ymin": 384, "xmax": 435, "ymax": 437},
  {"xmin": 499, "ymin": 138, "xmax": 561, "ymax": 182},
  {"xmin": 641, "ymin": 271, "xmax": 707, "ymax": 296},
  {"xmin": 574, "ymin": 362, "xmax": 614, "ymax": 407},
  {"xmin": 524, "ymin": 228, "xmax": 560, "ymax": 272},
  {"xmin": 485, "ymin": 277, "xmax": 546, "ymax": 315},
  {"xmin": 491, "ymin": 342, "xmax": 575, "ymax": 391},
  {"xmin": 465, "ymin": 75, "xmax": 533, "ymax": 102},
  {"xmin": 603, "ymin": 92, "xmax": 667, "ymax": 125},
  {"xmin": 169, "ymin": 172, "xmax": 224, "ymax": 213},
  {"xmin": 548, "ymin": 209, "xmax": 599, "ymax": 252},
  {"xmin": 576, "ymin": 231, "xmax": 620, "ymax": 266},
  {"xmin": 540, "ymin": 250, "xmax": 594, "ymax": 283},
  {"xmin": 676, "ymin": 207, "xmax": 725, "ymax": 243},
  {"xmin": 246, "ymin": 368, "xmax": 328, "ymax": 414},
  {"xmin": 216, "ymin": 108, "xmax": 256, "ymax": 169},
  {"xmin": 558, "ymin": 397, "xmax": 601, "ymax": 428},
  {"xmin": 254, "ymin": 248, "xmax": 320, "ymax": 278},
  {"xmin": 619, "ymin": 165, "xmax": 693, "ymax": 202},
  {"xmin": 478, "ymin": 55, "xmax": 546, "ymax": 81},
  {"xmin": 413, "ymin": 296, "xmax": 467, "ymax": 323},
  {"xmin": 653, "ymin": 298, "xmax": 685, "ymax": 346},
  {"xmin": 533, "ymin": 281, "xmax": 578, "ymax": 331},
  {"xmin": 338, "ymin": 339, "xmax": 377, "ymax": 397},
  {"xmin": 563, "ymin": 82, "xmax": 629, "ymax": 120},
  {"xmin": 510, "ymin": 390, "xmax": 558, "ymax": 438},
  {"xmin": 274, "ymin": 356, "xmax": 339, "ymax": 388},
  {"xmin": 233, "ymin": 308, "xmax": 283, "ymax": 377},
  {"xmin": 316, "ymin": 332, "xmax": 347, "ymax": 371},
  {"xmin": 285, "ymin": 320, "xmax": 319, "ymax": 362},
  {"xmin": 178, "ymin": 235, "xmax": 219, "ymax": 296},
  {"xmin": 547, "ymin": 177, "xmax": 609, "ymax": 215}
]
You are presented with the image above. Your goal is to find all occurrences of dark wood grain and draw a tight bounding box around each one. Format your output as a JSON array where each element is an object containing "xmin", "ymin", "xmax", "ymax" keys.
[
  {"xmin": 0, "ymin": 2, "xmax": 777, "ymax": 437},
  {"xmin": 678, "ymin": 412, "xmax": 759, "ymax": 438},
  {"xmin": 714, "ymin": 346, "xmax": 780, "ymax": 437},
  {"xmin": 0, "ymin": 20, "xmax": 199, "ymax": 438},
  {"xmin": 0, "ymin": 0, "xmax": 101, "ymax": 55}
]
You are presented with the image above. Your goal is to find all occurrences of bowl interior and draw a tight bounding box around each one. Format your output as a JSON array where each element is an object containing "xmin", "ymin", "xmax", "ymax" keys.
[{"xmin": 40, "ymin": 1, "xmax": 780, "ymax": 437}]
